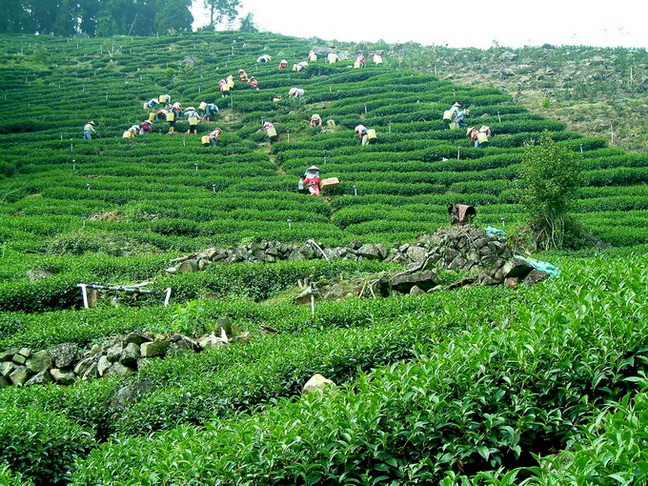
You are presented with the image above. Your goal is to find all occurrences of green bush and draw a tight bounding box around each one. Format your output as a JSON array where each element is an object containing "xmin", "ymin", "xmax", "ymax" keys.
[{"xmin": 0, "ymin": 405, "xmax": 94, "ymax": 485}]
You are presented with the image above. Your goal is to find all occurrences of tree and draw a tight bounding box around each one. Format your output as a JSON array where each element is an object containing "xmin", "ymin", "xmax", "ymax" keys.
[
  {"xmin": 203, "ymin": 0, "xmax": 239, "ymax": 28},
  {"xmin": 516, "ymin": 133, "xmax": 583, "ymax": 249},
  {"xmin": 154, "ymin": 0, "xmax": 193, "ymax": 34},
  {"xmin": 238, "ymin": 12, "xmax": 258, "ymax": 33}
]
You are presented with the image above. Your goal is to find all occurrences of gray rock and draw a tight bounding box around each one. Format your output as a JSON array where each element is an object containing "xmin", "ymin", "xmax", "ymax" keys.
[
  {"xmin": 348, "ymin": 239, "xmax": 363, "ymax": 250},
  {"xmin": 298, "ymin": 244, "xmax": 317, "ymax": 260},
  {"xmin": 25, "ymin": 370, "xmax": 53, "ymax": 386},
  {"xmin": 357, "ymin": 244, "xmax": 382, "ymax": 260},
  {"xmin": 0, "ymin": 348, "xmax": 19, "ymax": 362},
  {"xmin": 0, "ymin": 375, "xmax": 10, "ymax": 388},
  {"xmin": 409, "ymin": 285, "xmax": 426, "ymax": 295},
  {"xmin": 390, "ymin": 270, "xmax": 438, "ymax": 293},
  {"xmin": 18, "ymin": 348, "xmax": 31, "ymax": 357},
  {"xmin": 106, "ymin": 343, "xmax": 124, "ymax": 363},
  {"xmin": 302, "ymin": 374, "xmax": 336, "ymax": 394},
  {"xmin": 119, "ymin": 342, "xmax": 141, "ymax": 365},
  {"xmin": 26, "ymin": 267, "xmax": 55, "ymax": 282},
  {"xmin": 287, "ymin": 250, "xmax": 306, "ymax": 261},
  {"xmin": 50, "ymin": 369, "xmax": 76, "ymax": 385},
  {"xmin": 197, "ymin": 333, "xmax": 225, "ymax": 350},
  {"xmin": 106, "ymin": 362, "xmax": 135, "ymax": 376},
  {"xmin": 406, "ymin": 246, "xmax": 428, "ymax": 262},
  {"xmin": 177, "ymin": 259, "xmax": 198, "ymax": 273},
  {"xmin": 123, "ymin": 331, "xmax": 152, "ymax": 347},
  {"xmin": 97, "ymin": 356, "xmax": 112, "ymax": 376},
  {"xmin": 140, "ymin": 339, "xmax": 170, "ymax": 358},
  {"xmin": 12, "ymin": 354, "xmax": 27, "ymax": 365},
  {"xmin": 1, "ymin": 361, "xmax": 15, "ymax": 378},
  {"xmin": 9, "ymin": 366, "xmax": 29, "ymax": 386},
  {"xmin": 47, "ymin": 343, "xmax": 79, "ymax": 369},
  {"xmin": 501, "ymin": 257, "xmax": 535, "ymax": 279},
  {"xmin": 523, "ymin": 269, "xmax": 550, "ymax": 286},
  {"xmin": 110, "ymin": 378, "xmax": 153, "ymax": 411},
  {"xmin": 26, "ymin": 350, "xmax": 52, "ymax": 373},
  {"xmin": 448, "ymin": 255, "xmax": 467, "ymax": 271}
]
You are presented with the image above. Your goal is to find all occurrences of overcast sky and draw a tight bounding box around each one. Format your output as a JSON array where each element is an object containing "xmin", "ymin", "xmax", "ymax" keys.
[{"xmin": 191, "ymin": 0, "xmax": 647, "ymax": 49}]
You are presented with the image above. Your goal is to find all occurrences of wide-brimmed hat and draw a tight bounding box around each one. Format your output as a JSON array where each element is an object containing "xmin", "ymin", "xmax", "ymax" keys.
[
  {"xmin": 307, "ymin": 165, "xmax": 320, "ymax": 171},
  {"xmin": 466, "ymin": 127, "xmax": 474, "ymax": 135},
  {"xmin": 89, "ymin": 121, "xmax": 96, "ymax": 125},
  {"xmin": 479, "ymin": 125, "xmax": 490, "ymax": 132},
  {"xmin": 452, "ymin": 102, "xmax": 462, "ymax": 107}
]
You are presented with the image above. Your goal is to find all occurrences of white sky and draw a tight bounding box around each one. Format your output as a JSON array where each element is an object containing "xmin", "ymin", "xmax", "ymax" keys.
[{"xmin": 191, "ymin": 0, "xmax": 648, "ymax": 49}]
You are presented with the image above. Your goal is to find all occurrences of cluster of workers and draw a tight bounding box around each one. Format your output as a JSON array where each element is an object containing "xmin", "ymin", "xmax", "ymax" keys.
[{"xmin": 443, "ymin": 102, "xmax": 493, "ymax": 147}]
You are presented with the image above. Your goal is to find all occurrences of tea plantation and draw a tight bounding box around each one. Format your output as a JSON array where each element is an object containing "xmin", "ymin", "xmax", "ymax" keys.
[{"xmin": 0, "ymin": 32, "xmax": 647, "ymax": 485}]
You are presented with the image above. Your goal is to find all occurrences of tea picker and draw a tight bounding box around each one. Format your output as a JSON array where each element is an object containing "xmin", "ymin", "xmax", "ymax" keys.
[
  {"xmin": 310, "ymin": 114, "xmax": 322, "ymax": 127},
  {"xmin": 298, "ymin": 165, "xmax": 340, "ymax": 197},
  {"xmin": 201, "ymin": 102, "xmax": 218, "ymax": 121},
  {"xmin": 202, "ymin": 127, "xmax": 222, "ymax": 146},
  {"xmin": 262, "ymin": 121, "xmax": 279, "ymax": 146},
  {"xmin": 354, "ymin": 124, "xmax": 377, "ymax": 145},
  {"xmin": 83, "ymin": 121, "xmax": 96, "ymax": 139},
  {"xmin": 184, "ymin": 108, "xmax": 200, "ymax": 134}
]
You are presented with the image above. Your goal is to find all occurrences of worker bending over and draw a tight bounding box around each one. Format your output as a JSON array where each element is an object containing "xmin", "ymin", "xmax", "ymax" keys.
[
  {"xmin": 257, "ymin": 55, "xmax": 272, "ymax": 63},
  {"xmin": 203, "ymin": 103, "xmax": 218, "ymax": 121},
  {"xmin": 310, "ymin": 114, "xmax": 322, "ymax": 127},
  {"xmin": 208, "ymin": 127, "xmax": 222, "ymax": 146},
  {"xmin": 289, "ymin": 87, "xmax": 305, "ymax": 98},
  {"xmin": 355, "ymin": 124, "xmax": 369, "ymax": 145},
  {"xmin": 262, "ymin": 121, "xmax": 279, "ymax": 145},
  {"xmin": 139, "ymin": 120, "xmax": 153, "ymax": 134},
  {"xmin": 279, "ymin": 59, "xmax": 288, "ymax": 69},
  {"xmin": 249, "ymin": 77, "xmax": 259, "ymax": 89},
  {"xmin": 238, "ymin": 69, "xmax": 249, "ymax": 82}
]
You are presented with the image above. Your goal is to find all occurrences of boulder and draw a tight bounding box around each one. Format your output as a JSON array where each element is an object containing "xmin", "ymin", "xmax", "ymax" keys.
[
  {"xmin": 0, "ymin": 348, "xmax": 19, "ymax": 362},
  {"xmin": 406, "ymin": 246, "xmax": 428, "ymax": 262},
  {"xmin": 47, "ymin": 343, "xmax": 79, "ymax": 369},
  {"xmin": 446, "ymin": 276, "xmax": 478, "ymax": 290},
  {"xmin": 287, "ymin": 250, "xmax": 306, "ymax": 261},
  {"xmin": 26, "ymin": 267, "xmax": 55, "ymax": 282},
  {"xmin": 12, "ymin": 354, "xmax": 27, "ymax": 365},
  {"xmin": 50, "ymin": 369, "xmax": 76, "ymax": 385},
  {"xmin": 106, "ymin": 343, "xmax": 124, "ymax": 363},
  {"xmin": 501, "ymin": 257, "xmax": 535, "ymax": 279},
  {"xmin": 302, "ymin": 374, "xmax": 336, "ymax": 395},
  {"xmin": 106, "ymin": 362, "xmax": 135, "ymax": 376},
  {"xmin": 123, "ymin": 331, "xmax": 152, "ymax": 347},
  {"xmin": 9, "ymin": 366, "xmax": 29, "ymax": 386},
  {"xmin": 357, "ymin": 244, "xmax": 382, "ymax": 260},
  {"xmin": 110, "ymin": 378, "xmax": 153, "ymax": 411},
  {"xmin": 348, "ymin": 239, "xmax": 363, "ymax": 250},
  {"xmin": 140, "ymin": 339, "xmax": 171, "ymax": 358},
  {"xmin": 197, "ymin": 333, "xmax": 226, "ymax": 350},
  {"xmin": 390, "ymin": 270, "xmax": 438, "ymax": 293},
  {"xmin": 409, "ymin": 285, "xmax": 426, "ymax": 295},
  {"xmin": 25, "ymin": 350, "xmax": 52, "ymax": 373},
  {"xmin": 97, "ymin": 356, "xmax": 112, "ymax": 376},
  {"xmin": 119, "ymin": 342, "xmax": 141, "ymax": 365},
  {"xmin": 1, "ymin": 361, "xmax": 15, "ymax": 378},
  {"xmin": 176, "ymin": 259, "xmax": 198, "ymax": 273},
  {"xmin": 0, "ymin": 376, "xmax": 10, "ymax": 388},
  {"xmin": 523, "ymin": 269, "xmax": 550, "ymax": 286},
  {"xmin": 25, "ymin": 370, "xmax": 53, "ymax": 386}
]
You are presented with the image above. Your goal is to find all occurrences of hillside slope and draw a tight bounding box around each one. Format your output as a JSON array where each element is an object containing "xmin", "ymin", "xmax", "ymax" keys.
[{"xmin": 0, "ymin": 32, "xmax": 647, "ymax": 485}]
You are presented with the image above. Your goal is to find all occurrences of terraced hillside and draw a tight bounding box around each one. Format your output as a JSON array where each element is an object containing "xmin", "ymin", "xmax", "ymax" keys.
[{"xmin": 0, "ymin": 32, "xmax": 647, "ymax": 485}]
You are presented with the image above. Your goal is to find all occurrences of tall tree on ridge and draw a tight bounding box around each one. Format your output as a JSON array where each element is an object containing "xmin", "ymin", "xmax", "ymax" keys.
[{"xmin": 203, "ymin": 0, "xmax": 239, "ymax": 28}]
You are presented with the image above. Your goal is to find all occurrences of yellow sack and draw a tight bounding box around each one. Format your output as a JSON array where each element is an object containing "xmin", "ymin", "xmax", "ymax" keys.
[
  {"xmin": 143, "ymin": 103, "xmax": 148, "ymax": 110},
  {"xmin": 148, "ymin": 112, "xmax": 155, "ymax": 122},
  {"xmin": 189, "ymin": 116, "xmax": 199, "ymax": 126},
  {"xmin": 443, "ymin": 110, "xmax": 453, "ymax": 121},
  {"xmin": 201, "ymin": 136, "xmax": 211, "ymax": 146},
  {"xmin": 166, "ymin": 112, "xmax": 175, "ymax": 122},
  {"xmin": 367, "ymin": 129, "xmax": 377, "ymax": 140},
  {"xmin": 353, "ymin": 61, "xmax": 360, "ymax": 69},
  {"xmin": 309, "ymin": 54, "xmax": 317, "ymax": 62},
  {"xmin": 477, "ymin": 133, "xmax": 489, "ymax": 144},
  {"xmin": 159, "ymin": 95, "xmax": 168, "ymax": 103},
  {"xmin": 199, "ymin": 102, "xmax": 207, "ymax": 110},
  {"xmin": 266, "ymin": 127, "xmax": 277, "ymax": 138},
  {"xmin": 448, "ymin": 122, "xmax": 457, "ymax": 130}
]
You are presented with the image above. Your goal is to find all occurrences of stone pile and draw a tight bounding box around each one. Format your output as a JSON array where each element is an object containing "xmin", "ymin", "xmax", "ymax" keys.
[
  {"xmin": 164, "ymin": 226, "xmax": 515, "ymax": 276},
  {"xmin": 0, "ymin": 318, "xmax": 245, "ymax": 389}
]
